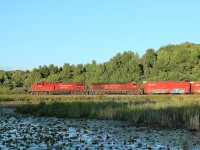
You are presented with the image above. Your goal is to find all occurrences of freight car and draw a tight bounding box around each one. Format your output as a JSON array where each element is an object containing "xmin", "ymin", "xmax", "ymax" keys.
[
  {"xmin": 29, "ymin": 82, "xmax": 86, "ymax": 94},
  {"xmin": 89, "ymin": 82, "xmax": 142, "ymax": 95},
  {"xmin": 143, "ymin": 81, "xmax": 190, "ymax": 94},
  {"xmin": 190, "ymin": 82, "xmax": 200, "ymax": 94}
]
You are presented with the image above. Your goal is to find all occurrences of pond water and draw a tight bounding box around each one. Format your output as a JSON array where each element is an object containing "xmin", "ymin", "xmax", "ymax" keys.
[{"xmin": 0, "ymin": 106, "xmax": 200, "ymax": 150}]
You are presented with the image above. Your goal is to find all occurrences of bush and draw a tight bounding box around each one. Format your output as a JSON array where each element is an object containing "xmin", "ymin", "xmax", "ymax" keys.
[
  {"xmin": 1, "ymin": 87, "xmax": 11, "ymax": 94},
  {"xmin": 11, "ymin": 88, "xmax": 26, "ymax": 94}
]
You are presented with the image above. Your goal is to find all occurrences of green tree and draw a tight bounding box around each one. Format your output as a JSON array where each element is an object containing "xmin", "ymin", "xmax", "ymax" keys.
[
  {"xmin": 72, "ymin": 64, "xmax": 85, "ymax": 82},
  {"xmin": 31, "ymin": 68, "xmax": 42, "ymax": 81},
  {"xmin": 24, "ymin": 74, "xmax": 35, "ymax": 89},
  {"xmin": 49, "ymin": 64, "xmax": 59, "ymax": 75},
  {"xmin": 39, "ymin": 65, "xmax": 50, "ymax": 78},
  {"xmin": 61, "ymin": 63, "xmax": 73, "ymax": 81},
  {"xmin": 11, "ymin": 70, "xmax": 24, "ymax": 87},
  {"xmin": 46, "ymin": 74, "xmax": 62, "ymax": 82},
  {"xmin": 142, "ymin": 48, "xmax": 157, "ymax": 80}
]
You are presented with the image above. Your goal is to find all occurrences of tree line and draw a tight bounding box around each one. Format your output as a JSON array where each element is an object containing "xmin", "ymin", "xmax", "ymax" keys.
[{"xmin": 0, "ymin": 42, "xmax": 200, "ymax": 94}]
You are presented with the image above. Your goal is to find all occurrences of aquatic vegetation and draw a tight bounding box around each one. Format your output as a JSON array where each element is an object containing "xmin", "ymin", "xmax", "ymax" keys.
[
  {"xmin": 1, "ymin": 94, "xmax": 200, "ymax": 130},
  {"xmin": 1, "ymin": 106, "xmax": 200, "ymax": 149},
  {"xmin": 15, "ymin": 98, "xmax": 200, "ymax": 130}
]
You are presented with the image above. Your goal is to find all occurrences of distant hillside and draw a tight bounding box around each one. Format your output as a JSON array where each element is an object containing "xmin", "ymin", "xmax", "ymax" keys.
[{"xmin": 0, "ymin": 42, "xmax": 200, "ymax": 94}]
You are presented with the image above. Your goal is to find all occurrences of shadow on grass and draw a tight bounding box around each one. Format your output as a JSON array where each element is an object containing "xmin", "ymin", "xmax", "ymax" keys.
[{"xmin": 15, "ymin": 100, "xmax": 200, "ymax": 130}]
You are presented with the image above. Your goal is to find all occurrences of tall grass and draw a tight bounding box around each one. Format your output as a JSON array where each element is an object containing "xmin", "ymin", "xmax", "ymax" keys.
[
  {"xmin": 1, "ymin": 94, "xmax": 200, "ymax": 130},
  {"xmin": 1, "ymin": 94, "xmax": 200, "ymax": 103},
  {"xmin": 15, "ymin": 99, "xmax": 200, "ymax": 130}
]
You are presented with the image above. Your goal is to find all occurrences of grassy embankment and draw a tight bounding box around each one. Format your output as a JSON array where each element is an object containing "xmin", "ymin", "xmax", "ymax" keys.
[{"xmin": 1, "ymin": 94, "xmax": 200, "ymax": 130}]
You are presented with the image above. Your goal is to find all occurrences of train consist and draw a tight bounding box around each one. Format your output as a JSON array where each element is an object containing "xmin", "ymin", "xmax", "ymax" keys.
[{"xmin": 29, "ymin": 81, "xmax": 200, "ymax": 95}]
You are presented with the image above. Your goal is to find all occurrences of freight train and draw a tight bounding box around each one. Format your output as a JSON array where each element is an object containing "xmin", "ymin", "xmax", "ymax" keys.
[{"xmin": 29, "ymin": 81, "xmax": 200, "ymax": 95}]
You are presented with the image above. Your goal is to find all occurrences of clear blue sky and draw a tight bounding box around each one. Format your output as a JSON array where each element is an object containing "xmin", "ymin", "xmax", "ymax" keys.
[{"xmin": 0, "ymin": 0, "xmax": 200, "ymax": 70}]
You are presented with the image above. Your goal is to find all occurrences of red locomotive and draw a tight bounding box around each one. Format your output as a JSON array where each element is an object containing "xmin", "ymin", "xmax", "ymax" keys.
[
  {"xmin": 89, "ymin": 82, "xmax": 142, "ymax": 95},
  {"xmin": 143, "ymin": 81, "xmax": 190, "ymax": 94},
  {"xmin": 30, "ymin": 82, "xmax": 86, "ymax": 94},
  {"xmin": 30, "ymin": 82, "xmax": 57, "ymax": 94}
]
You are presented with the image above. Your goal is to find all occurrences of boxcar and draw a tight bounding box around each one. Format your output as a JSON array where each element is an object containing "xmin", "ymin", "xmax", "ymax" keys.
[
  {"xmin": 143, "ymin": 81, "xmax": 190, "ymax": 94},
  {"xmin": 89, "ymin": 82, "xmax": 142, "ymax": 95},
  {"xmin": 190, "ymin": 82, "xmax": 200, "ymax": 94}
]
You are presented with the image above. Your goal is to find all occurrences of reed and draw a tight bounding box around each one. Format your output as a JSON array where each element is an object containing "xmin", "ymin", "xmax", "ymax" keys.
[
  {"xmin": 14, "ymin": 98, "xmax": 200, "ymax": 130},
  {"xmin": 1, "ymin": 94, "xmax": 200, "ymax": 130}
]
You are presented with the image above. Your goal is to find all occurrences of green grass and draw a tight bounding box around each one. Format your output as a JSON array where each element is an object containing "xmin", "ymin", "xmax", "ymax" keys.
[
  {"xmin": 0, "ymin": 94, "xmax": 200, "ymax": 102},
  {"xmin": 1, "ymin": 94, "xmax": 200, "ymax": 130},
  {"xmin": 14, "ymin": 98, "xmax": 200, "ymax": 130},
  {"xmin": 0, "ymin": 95, "xmax": 15, "ymax": 102}
]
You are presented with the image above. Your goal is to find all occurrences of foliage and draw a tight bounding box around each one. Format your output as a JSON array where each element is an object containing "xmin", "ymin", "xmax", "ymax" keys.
[{"xmin": 0, "ymin": 42, "xmax": 200, "ymax": 93}]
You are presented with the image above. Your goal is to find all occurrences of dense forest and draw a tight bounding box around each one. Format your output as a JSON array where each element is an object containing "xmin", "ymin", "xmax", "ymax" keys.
[{"xmin": 0, "ymin": 42, "xmax": 200, "ymax": 94}]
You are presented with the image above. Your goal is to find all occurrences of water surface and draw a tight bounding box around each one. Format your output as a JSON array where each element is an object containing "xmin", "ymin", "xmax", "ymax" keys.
[{"xmin": 0, "ymin": 107, "xmax": 200, "ymax": 149}]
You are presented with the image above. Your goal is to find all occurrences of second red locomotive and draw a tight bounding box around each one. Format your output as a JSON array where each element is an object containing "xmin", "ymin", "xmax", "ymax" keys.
[{"xmin": 89, "ymin": 82, "xmax": 142, "ymax": 95}]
